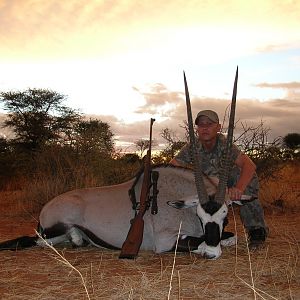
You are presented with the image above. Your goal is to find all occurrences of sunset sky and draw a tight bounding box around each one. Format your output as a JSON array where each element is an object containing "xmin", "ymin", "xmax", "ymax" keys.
[{"xmin": 0, "ymin": 0, "xmax": 299, "ymax": 150}]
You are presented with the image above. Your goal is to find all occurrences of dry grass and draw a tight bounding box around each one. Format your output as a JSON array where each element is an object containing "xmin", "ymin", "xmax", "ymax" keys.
[
  {"xmin": 0, "ymin": 214, "xmax": 299, "ymax": 299},
  {"xmin": 260, "ymin": 162, "xmax": 300, "ymax": 212},
  {"xmin": 0, "ymin": 163, "xmax": 299, "ymax": 299},
  {"xmin": 1, "ymin": 210, "xmax": 299, "ymax": 299}
]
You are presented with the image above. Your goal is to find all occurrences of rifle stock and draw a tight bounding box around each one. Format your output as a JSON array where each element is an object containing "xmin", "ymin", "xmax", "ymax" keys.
[{"xmin": 119, "ymin": 119, "xmax": 155, "ymax": 259}]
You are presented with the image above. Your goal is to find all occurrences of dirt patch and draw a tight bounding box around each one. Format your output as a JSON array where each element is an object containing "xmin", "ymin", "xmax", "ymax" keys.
[{"xmin": 0, "ymin": 209, "xmax": 299, "ymax": 299}]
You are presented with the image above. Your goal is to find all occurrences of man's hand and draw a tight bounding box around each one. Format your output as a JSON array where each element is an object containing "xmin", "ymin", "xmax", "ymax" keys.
[{"xmin": 228, "ymin": 186, "xmax": 243, "ymax": 200}]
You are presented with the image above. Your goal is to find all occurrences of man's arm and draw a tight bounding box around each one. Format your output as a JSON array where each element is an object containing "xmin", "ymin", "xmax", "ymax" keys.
[
  {"xmin": 228, "ymin": 153, "xmax": 256, "ymax": 200},
  {"xmin": 169, "ymin": 143, "xmax": 193, "ymax": 168},
  {"xmin": 169, "ymin": 157, "xmax": 193, "ymax": 169},
  {"xmin": 169, "ymin": 157, "xmax": 182, "ymax": 167}
]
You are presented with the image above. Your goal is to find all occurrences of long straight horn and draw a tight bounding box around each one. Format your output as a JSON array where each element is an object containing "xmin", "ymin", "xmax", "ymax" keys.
[
  {"xmin": 215, "ymin": 66, "xmax": 238, "ymax": 204},
  {"xmin": 184, "ymin": 71, "xmax": 209, "ymax": 204}
]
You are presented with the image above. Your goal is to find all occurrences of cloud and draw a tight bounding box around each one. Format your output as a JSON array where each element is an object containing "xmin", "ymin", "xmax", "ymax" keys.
[
  {"xmin": 1, "ymin": 90, "xmax": 300, "ymax": 153},
  {"xmin": 0, "ymin": 1, "xmax": 135, "ymax": 59},
  {"xmin": 254, "ymin": 81, "xmax": 300, "ymax": 101},
  {"xmin": 1, "ymin": 78, "xmax": 299, "ymax": 152},
  {"xmin": 106, "ymin": 83, "xmax": 300, "ymax": 149},
  {"xmin": 2, "ymin": 0, "xmax": 300, "ymax": 61},
  {"xmin": 82, "ymin": 74, "xmax": 300, "ymax": 144},
  {"xmin": 255, "ymin": 82, "xmax": 300, "ymax": 89},
  {"xmin": 0, "ymin": 113, "xmax": 15, "ymax": 138},
  {"xmin": 134, "ymin": 83, "xmax": 183, "ymax": 116},
  {"xmin": 255, "ymin": 41, "xmax": 300, "ymax": 53}
]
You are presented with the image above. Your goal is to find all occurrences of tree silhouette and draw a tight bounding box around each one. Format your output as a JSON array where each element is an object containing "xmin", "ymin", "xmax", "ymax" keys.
[
  {"xmin": 0, "ymin": 88, "xmax": 80, "ymax": 151},
  {"xmin": 72, "ymin": 119, "xmax": 115, "ymax": 157},
  {"xmin": 283, "ymin": 133, "xmax": 300, "ymax": 150},
  {"xmin": 155, "ymin": 128, "xmax": 185, "ymax": 163}
]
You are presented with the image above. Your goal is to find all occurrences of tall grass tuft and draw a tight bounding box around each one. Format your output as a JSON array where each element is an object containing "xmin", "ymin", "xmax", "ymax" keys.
[
  {"xmin": 1, "ymin": 145, "xmax": 141, "ymax": 215},
  {"xmin": 259, "ymin": 161, "xmax": 300, "ymax": 212}
]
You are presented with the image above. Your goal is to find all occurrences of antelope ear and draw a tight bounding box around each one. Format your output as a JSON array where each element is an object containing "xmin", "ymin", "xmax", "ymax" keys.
[{"xmin": 167, "ymin": 195, "xmax": 199, "ymax": 209}]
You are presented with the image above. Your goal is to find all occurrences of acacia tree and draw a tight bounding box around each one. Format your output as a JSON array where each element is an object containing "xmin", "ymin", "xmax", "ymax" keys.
[
  {"xmin": 134, "ymin": 139, "xmax": 158, "ymax": 159},
  {"xmin": 0, "ymin": 88, "xmax": 81, "ymax": 151},
  {"xmin": 72, "ymin": 119, "xmax": 115, "ymax": 157},
  {"xmin": 283, "ymin": 133, "xmax": 300, "ymax": 150},
  {"xmin": 153, "ymin": 128, "xmax": 186, "ymax": 163}
]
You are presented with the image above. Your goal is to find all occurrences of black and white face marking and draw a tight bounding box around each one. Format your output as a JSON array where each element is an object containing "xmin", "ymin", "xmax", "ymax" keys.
[
  {"xmin": 167, "ymin": 195, "xmax": 199, "ymax": 209},
  {"xmin": 193, "ymin": 203, "xmax": 228, "ymax": 259},
  {"xmin": 167, "ymin": 195, "xmax": 234, "ymax": 259}
]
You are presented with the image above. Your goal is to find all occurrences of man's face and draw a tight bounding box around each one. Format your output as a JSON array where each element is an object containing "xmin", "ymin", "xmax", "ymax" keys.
[{"xmin": 196, "ymin": 116, "xmax": 221, "ymax": 142}]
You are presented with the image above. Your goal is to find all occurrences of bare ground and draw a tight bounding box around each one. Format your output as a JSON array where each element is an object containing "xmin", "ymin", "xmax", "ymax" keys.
[{"xmin": 0, "ymin": 198, "xmax": 299, "ymax": 299}]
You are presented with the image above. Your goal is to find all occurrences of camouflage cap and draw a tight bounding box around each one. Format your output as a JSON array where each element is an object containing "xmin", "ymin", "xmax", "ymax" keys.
[{"xmin": 195, "ymin": 110, "xmax": 219, "ymax": 124}]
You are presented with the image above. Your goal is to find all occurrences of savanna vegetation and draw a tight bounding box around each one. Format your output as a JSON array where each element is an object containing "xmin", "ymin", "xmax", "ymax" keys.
[
  {"xmin": 0, "ymin": 88, "xmax": 299, "ymax": 212},
  {"xmin": 0, "ymin": 88, "xmax": 299, "ymax": 299}
]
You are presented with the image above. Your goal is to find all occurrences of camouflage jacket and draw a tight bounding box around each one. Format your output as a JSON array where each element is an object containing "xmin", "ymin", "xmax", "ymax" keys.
[
  {"xmin": 174, "ymin": 133, "xmax": 259, "ymax": 195},
  {"xmin": 175, "ymin": 134, "xmax": 240, "ymax": 176}
]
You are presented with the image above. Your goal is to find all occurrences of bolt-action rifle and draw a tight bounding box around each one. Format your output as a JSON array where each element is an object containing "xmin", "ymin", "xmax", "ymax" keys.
[{"xmin": 119, "ymin": 118, "xmax": 155, "ymax": 259}]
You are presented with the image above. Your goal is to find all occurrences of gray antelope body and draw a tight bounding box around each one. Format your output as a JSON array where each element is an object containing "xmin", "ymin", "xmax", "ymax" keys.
[
  {"xmin": 40, "ymin": 165, "xmax": 210, "ymax": 252},
  {"xmin": 0, "ymin": 165, "xmax": 225, "ymax": 253}
]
